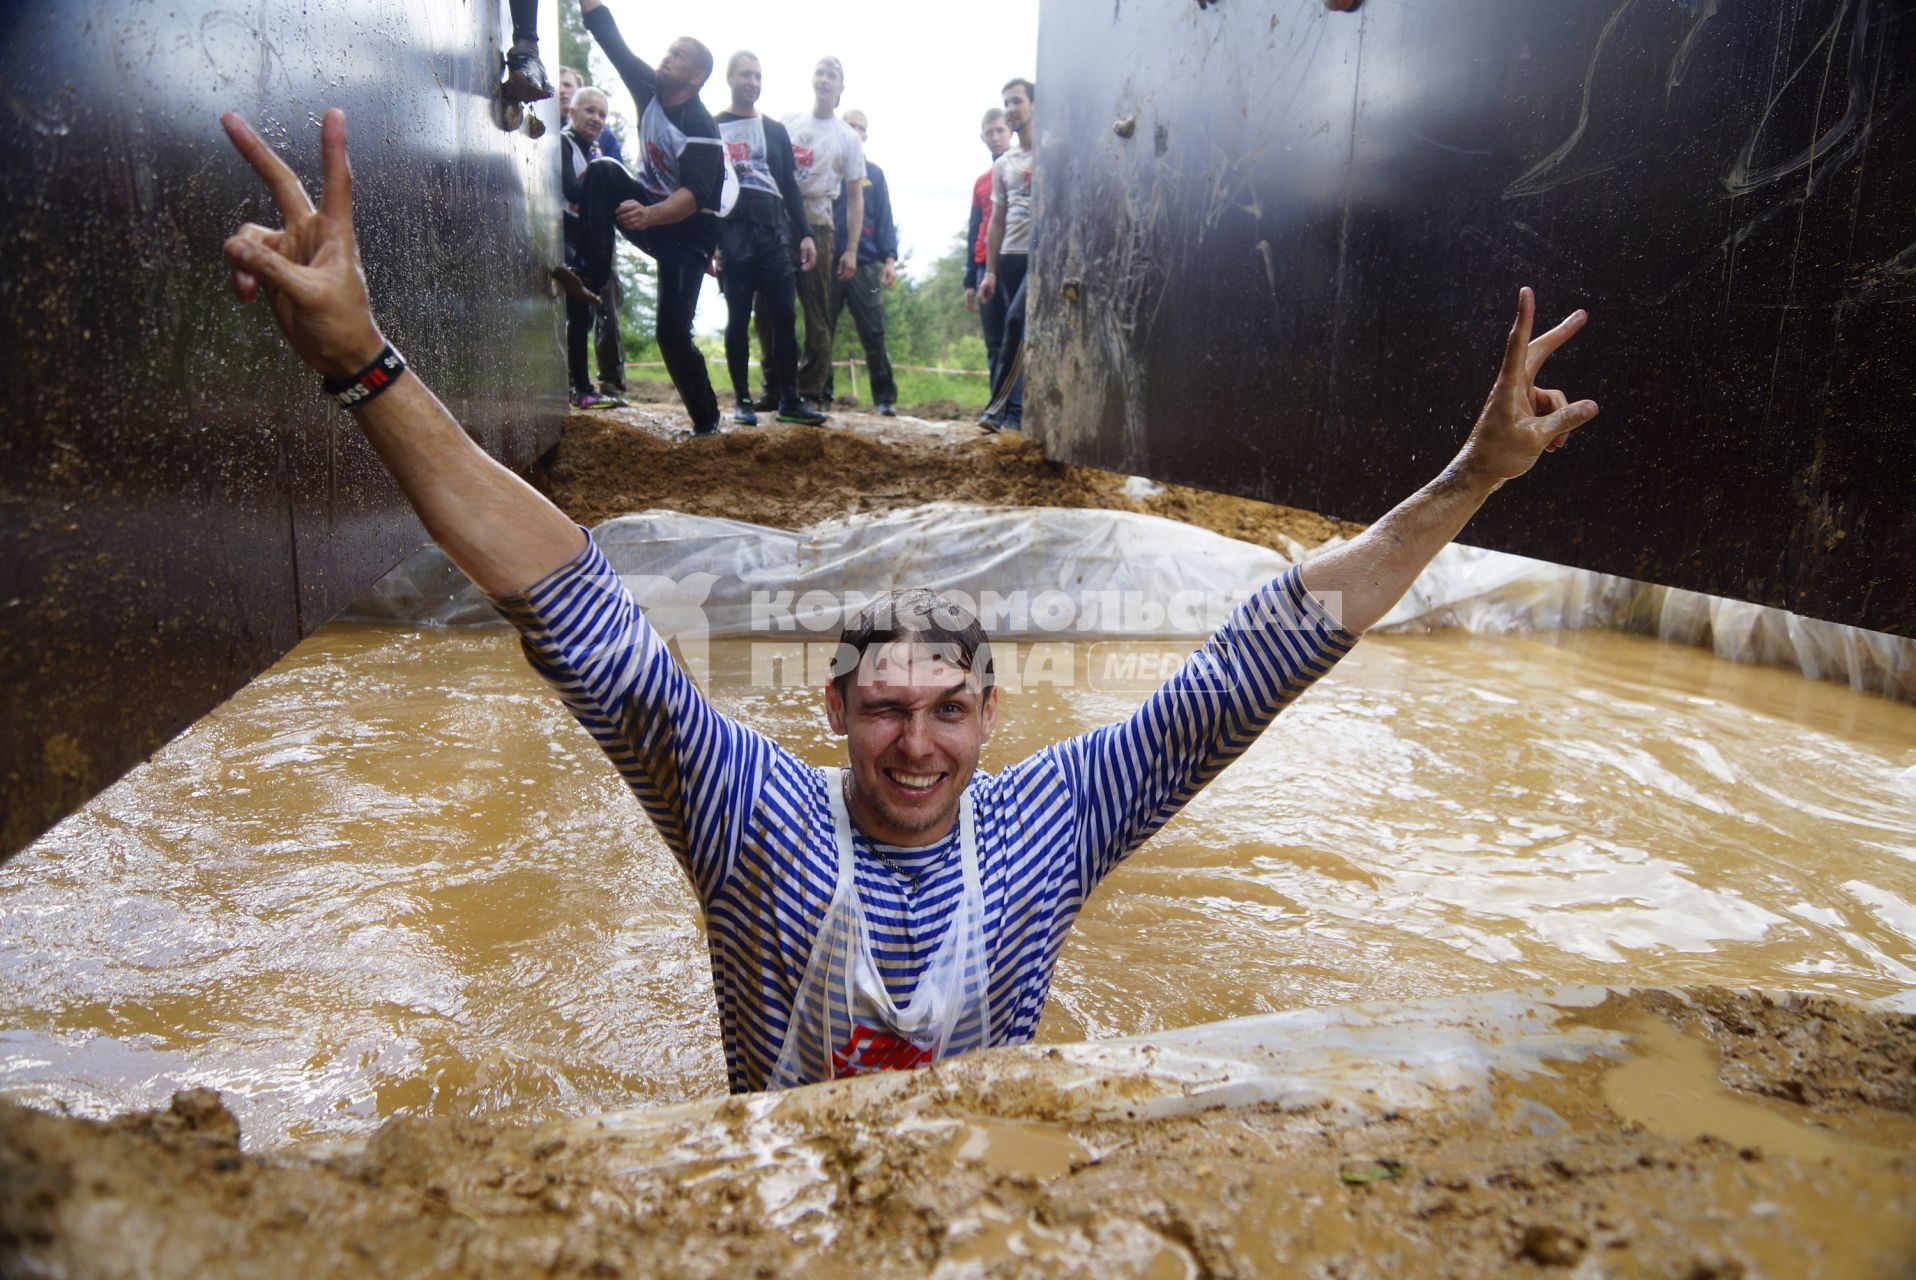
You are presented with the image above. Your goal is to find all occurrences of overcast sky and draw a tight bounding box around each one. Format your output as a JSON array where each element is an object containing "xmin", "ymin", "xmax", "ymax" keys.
[{"xmin": 575, "ymin": 0, "xmax": 1040, "ymax": 333}]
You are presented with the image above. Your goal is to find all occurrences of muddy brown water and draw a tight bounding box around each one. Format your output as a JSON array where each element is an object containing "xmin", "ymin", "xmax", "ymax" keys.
[{"xmin": 2, "ymin": 624, "xmax": 1912, "ymax": 1150}]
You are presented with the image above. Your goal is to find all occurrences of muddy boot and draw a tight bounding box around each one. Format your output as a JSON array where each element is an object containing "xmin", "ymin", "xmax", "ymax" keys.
[
  {"xmin": 503, "ymin": 40, "xmax": 554, "ymax": 104},
  {"xmin": 777, "ymin": 398, "xmax": 828, "ymax": 427},
  {"xmin": 550, "ymin": 266, "xmax": 601, "ymax": 308}
]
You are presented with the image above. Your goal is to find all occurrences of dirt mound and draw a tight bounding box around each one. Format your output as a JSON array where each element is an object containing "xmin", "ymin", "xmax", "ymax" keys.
[
  {"xmin": 537, "ymin": 406, "xmax": 1358, "ymax": 549},
  {"xmin": 5, "ymin": 989, "xmax": 1913, "ymax": 1278}
]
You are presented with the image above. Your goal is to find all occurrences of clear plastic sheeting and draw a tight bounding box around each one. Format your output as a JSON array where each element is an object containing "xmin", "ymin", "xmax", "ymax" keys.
[
  {"xmin": 344, "ymin": 504, "xmax": 1288, "ymax": 639},
  {"xmin": 342, "ymin": 505, "xmax": 1916, "ymax": 700}
]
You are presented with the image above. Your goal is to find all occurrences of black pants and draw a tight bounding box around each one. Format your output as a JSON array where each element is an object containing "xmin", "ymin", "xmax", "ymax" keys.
[
  {"xmin": 563, "ymin": 216, "xmax": 593, "ymax": 396},
  {"xmin": 988, "ymin": 251, "xmax": 1028, "ymax": 422},
  {"xmin": 579, "ymin": 157, "xmax": 719, "ymax": 430},
  {"xmin": 827, "ymin": 260, "xmax": 897, "ymax": 406},
  {"xmin": 719, "ymin": 216, "xmax": 799, "ymax": 404},
  {"xmin": 979, "ymin": 276, "xmax": 1006, "ymax": 387}
]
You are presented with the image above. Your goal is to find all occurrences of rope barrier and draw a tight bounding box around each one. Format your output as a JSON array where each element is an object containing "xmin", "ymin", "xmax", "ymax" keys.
[{"xmin": 621, "ymin": 358, "xmax": 990, "ymax": 377}]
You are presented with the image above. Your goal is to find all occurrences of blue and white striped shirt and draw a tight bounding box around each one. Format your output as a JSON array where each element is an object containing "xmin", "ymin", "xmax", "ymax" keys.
[{"xmin": 492, "ymin": 536, "xmax": 1357, "ymax": 1093}]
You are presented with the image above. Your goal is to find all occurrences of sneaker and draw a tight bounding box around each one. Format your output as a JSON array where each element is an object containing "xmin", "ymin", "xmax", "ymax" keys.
[
  {"xmin": 754, "ymin": 391, "xmax": 781, "ymax": 412},
  {"xmin": 875, "ymin": 402, "xmax": 897, "ymax": 418},
  {"xmin": 691, "ymin": 420, "xmax": 723, "ymax": 437},
  {"xmin": 733, "ymin": 399, "xmax": 759, "ymax": 426},
  {"xmin": 572, "ymin": 391, "xmax": 616, "ymax": 410},
  {"xmin": 550, "ymin": 266, "xmax": 600, "ymax": 307},
  {"xmin": 595, "ymin": 389, "xmax": 628, "ymax": 408},
  {"xmin": 776, "ymin": 399, "xmax": 828, "ymax": 426},
  {"xmin": 502, "ymin": 43, "xmax": 554, "ymax": 104},
  {"xmin": 977, "ymin": 412, "xmax": 1003, "ymax": 434}
]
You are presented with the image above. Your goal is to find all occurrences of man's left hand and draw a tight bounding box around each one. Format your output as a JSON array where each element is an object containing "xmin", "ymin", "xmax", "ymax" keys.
[
  {"xmin": 1457, "ymin": 288, "xmax": 1598, "ymax": 486},
  {"xmin": 798, "ymin": 236, "xmax": 817, "ymax": 273},
  {"xmin": 880, "ymin": 260, "xmax": 897, "ymax": 288},
  {"xmin": 837, "ymin": 248, "xmax": 857, "ymax": 282}
]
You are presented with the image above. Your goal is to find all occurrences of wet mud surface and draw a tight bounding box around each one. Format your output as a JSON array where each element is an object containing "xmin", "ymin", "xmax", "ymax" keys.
[
  {"xmin": 537, "ymin": 398, "xmax": 1357, "ymax": 549},
  {"xmin": 5, "ymin": 989, "xmax": 1914, "ymax": 1278}
]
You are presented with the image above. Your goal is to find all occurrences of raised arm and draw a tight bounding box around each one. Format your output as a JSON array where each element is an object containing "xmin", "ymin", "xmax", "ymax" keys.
[
  {"xmin": 1300, "ymin": 288, "xmax": 1598, "ymax": 633},
  {"xmin": 221, "ymin": 107, "xmax": 775, "ymax": 900},
  {"xmin": 580, "ymin": 0, "xmax": 658, "ymax": 113},
  {"xmin": 1038, "ymin": 287, "xmax": 1597, "ymax": 888},
  {"xmin": 220, "ymin": 109, "xmax": 582, "ymax": 596}
]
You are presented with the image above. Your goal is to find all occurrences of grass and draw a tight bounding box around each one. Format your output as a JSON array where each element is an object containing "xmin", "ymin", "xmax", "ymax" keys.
[{"xmin": 631, "ymin": 350, "xmax": 993, "ymax": 415}]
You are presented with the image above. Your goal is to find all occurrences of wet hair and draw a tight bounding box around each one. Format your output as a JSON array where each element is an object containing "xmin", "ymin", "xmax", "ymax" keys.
[
  {"xmin": 981, "ymin": 107, "xmax": 1006, "ymax": 129},
  {"xmin": 678, "ymin": 37, "xmax": 715, "ymax": 85},
  {"xmin": 832, "ymin": 589, "xmax": 995, "ymax": 700},
  {"xmin": 1002, "ymin": 78, "xmax": 1035, "ymax": 103},
  {"xmin": 817, "ymin": 55, "xmax": 845, "ymax": 107},
  {"xmin": 726, "ymin": 49, "xmax": 760, "ymax": 80}
]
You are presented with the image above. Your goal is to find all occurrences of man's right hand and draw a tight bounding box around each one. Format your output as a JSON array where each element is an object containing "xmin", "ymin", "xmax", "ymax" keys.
[
  {"xmin": 221, "ymin": 110, "xmax": 385, "ymax": 381},
  {"xmin": 978, "ymin": 273, "xmax": 996, "ymax": 305}
]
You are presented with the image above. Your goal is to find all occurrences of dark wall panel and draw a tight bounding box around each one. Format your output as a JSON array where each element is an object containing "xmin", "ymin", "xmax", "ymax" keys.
[
  {"xmin": 0, "ymin": 0, "xmax": 566, "ymax": 859},
  {"xmin": 1031, "ymin": 0, "xmax": 1915, "ymax": 636}
]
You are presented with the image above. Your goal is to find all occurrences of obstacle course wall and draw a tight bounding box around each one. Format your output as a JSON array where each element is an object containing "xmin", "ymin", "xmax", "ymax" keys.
[
  {"xmin": 1030, "ymin": 0, "xmax": 1914, "ymax": 639},
  {"xmin": 0, "ymin": 0, "xmax": 565, "ymax": 859}
]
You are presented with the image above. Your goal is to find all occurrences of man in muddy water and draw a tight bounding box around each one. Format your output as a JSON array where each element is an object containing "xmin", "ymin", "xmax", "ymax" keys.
[{"xmin": 220, "ymin": 108, "xmax": 1597, "ymax": 1093}]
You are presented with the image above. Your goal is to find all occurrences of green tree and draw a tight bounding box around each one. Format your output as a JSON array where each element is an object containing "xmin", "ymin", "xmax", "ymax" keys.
[{"xmin": 557, "ymin": 0, "xmax": 592, "ymax": 83}]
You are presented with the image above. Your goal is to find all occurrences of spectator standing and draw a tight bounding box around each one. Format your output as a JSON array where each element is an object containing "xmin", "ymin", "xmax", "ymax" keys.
[
  {"xmin": 714, "ymin": 52, "xmax": 827, "ymax": 427},
  {"xmin": 826, "ymin": 110, "xmax": 899, "ymax": 416},
  {"xmin": 560, "ymin": 87, "xmax": 621, "ymax": 409},
  {"xmin": 560, "ymin": 64, "xmax": 628, "ymax": 407},
  {"xmin": 978, "ymin": 79, "xmax": 1034, "ymax": 432},
  {"xmin": 782, "ymin": 59, "xmax": 865, "ymax": 407},
  {"xmin": 964, "ymin": 109, "xmax": 1012, "ymax": 392},
  {"xmin": 571, "ymin": 0, "xmax": 726, "ymax": 436}
]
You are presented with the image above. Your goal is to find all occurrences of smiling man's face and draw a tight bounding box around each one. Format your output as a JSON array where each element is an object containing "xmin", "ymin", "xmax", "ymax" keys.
[{"xmin": 826, "ymin": 638, "xmax": 998, "ymax": 846}]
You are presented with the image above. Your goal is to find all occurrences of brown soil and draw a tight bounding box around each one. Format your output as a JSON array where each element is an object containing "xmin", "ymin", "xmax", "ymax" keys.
[
  {"xmin": 536, "ymin": 403, "xmax": 1358, "ymax": 549},
  {"xmin": 5, "ymin": 989, "xmax": 1913, "ymax": 1278}
]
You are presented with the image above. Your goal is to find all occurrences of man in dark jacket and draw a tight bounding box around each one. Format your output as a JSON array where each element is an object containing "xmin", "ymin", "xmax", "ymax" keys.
[
  {"xmin": 827, "ymin": 109, "xmax": 899, "ymax": 415},
  {"xmin": 566, "ymin": 0, "xmax": 725, "ymax": 435},
  {"xmin": 714, "ymin": 52, "xmax": 827, "ymax": 427}
]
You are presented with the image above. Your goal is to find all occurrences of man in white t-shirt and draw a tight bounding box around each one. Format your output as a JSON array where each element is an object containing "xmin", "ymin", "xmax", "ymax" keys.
[
  {"xmin": 780, "ymin": 57, "xmax": 865, "ymax": 407},
  {"xmin": 979, "ymin": 78, "xmax": 1035, "ymax": 432}
]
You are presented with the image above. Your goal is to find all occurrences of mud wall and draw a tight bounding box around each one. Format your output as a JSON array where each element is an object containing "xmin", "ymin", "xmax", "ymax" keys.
[
  {"xmin": 1030, "ymin": 0, "xmax": 1915, "ymax": 639},
  {"xmin": 0, "ymin": 0, "xmax": 566, "ymax": 859}
]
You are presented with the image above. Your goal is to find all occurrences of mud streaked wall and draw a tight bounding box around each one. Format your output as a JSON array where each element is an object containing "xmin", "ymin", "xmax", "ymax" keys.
[
  {"xmin": 1031, "ymin": 0, "xmax": 1914, "ymax": 638},
  {"xmin": 0, "ymin": 0, "xmax": 565, "ymax": 859}
]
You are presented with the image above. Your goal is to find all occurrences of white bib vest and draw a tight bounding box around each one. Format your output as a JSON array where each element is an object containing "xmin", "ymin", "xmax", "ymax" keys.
[
  {"xmin": 718, "ymin": 113, "xmax": 779, "ymax": 197},
  {"xmin": 767, "ymin": 770, "xmax": 994, "ymax": 1089},
  {"xmin": 639, "ymin": 98, "xmax": 737, "ymax": 217}
]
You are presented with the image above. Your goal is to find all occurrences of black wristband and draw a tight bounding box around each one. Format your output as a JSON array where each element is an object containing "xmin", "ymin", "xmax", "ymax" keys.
[{"xmin": 322, "ymin": 344, "xmax": 407, "ymax": 409}]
